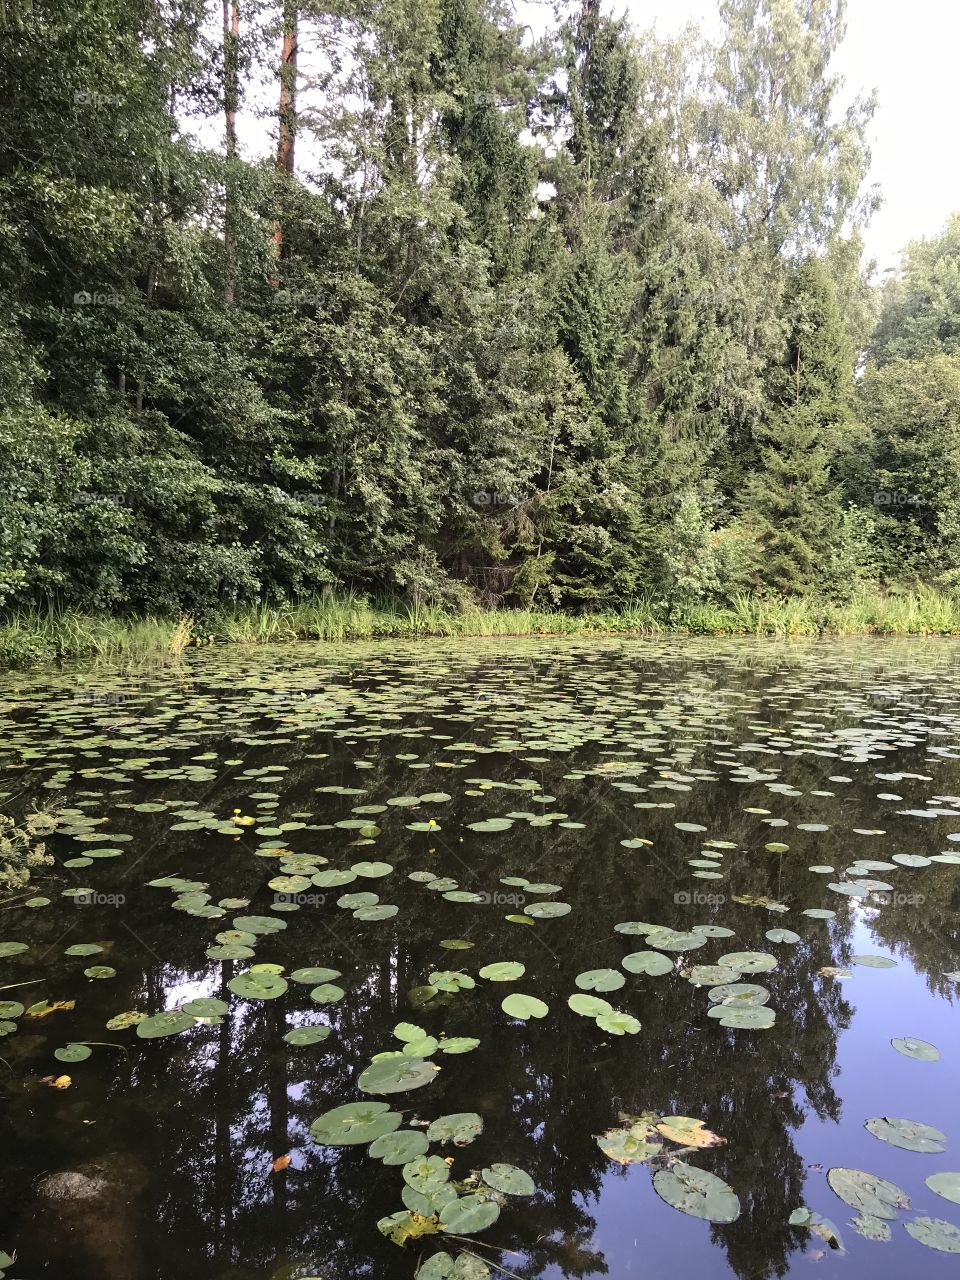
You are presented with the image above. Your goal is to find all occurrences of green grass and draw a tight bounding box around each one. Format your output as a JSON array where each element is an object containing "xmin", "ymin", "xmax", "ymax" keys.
[{"xmin": 3, "ymin": 587, "xmax": 960, "ymax": 668}]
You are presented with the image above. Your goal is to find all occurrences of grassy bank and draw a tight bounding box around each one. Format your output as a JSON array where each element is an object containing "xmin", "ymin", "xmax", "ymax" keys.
[{"xmin": 3, "ymin": 588, "xmax": 960, "ymax": 668}]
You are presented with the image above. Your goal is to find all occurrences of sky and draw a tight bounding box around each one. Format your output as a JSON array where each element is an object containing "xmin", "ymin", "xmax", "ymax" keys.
[{"xmin": 604, "ymin": 0, "xmax": 960, "ymax": 273}]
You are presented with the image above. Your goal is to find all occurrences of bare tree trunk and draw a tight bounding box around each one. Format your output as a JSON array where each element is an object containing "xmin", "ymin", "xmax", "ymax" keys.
[
  {"xmin": 223, "ymin": 0, "xmax": 239, "ymax": 304},
  {"xmin": 273, "ymin": 0, "xmax": 297, "ymax": 262}
]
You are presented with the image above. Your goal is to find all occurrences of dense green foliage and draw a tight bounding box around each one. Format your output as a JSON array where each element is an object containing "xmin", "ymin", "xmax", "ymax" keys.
[{"xmin": 1, "ymin": 0, "xmax": 958, "ymax": 621}]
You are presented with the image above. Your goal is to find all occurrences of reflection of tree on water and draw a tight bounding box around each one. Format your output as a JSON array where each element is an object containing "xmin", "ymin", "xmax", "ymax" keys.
[{"xmin": 5, "ymin": 638, "xmax": 960, "ymax": 1280}]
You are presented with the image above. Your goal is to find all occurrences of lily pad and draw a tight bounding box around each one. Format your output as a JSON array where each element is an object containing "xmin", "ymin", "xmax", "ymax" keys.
[
  {"xmin": 925, "ymin": 1172, "xmax": 960, "ymax": 1206},
  {"xmin": 369, "ymin": 1129, "xmax": 429, "ymax": 1164},
  {"xmin": 865, "ymin": 1117, "xmax": 946, "ymax": 1153},
  {"xmin": 622, "ymin": 951, "xmax": 673, "ymax": 976},
  {"xmin": 575, "ymin": 968, "xmax": 625, "ymax": 992},
  {"xmin": 311, "ymin": 1101, "xmax": 401, "ymax": 1145},
  {"xmin": 501, "ymin": 993, "xmax": 548, "ymax": 1020},
  {"xmin": 478, "ymin": 961, "xmax": 525, "ymax": 982},
  {"xmin": 284, "ymin": 1026, "xmax": 331, "ymax": 1045},
  {"xmin": 228, "ymin": 972, "xmax": 288, "ymax": 1000},
  {"xmin": 892, "ymin": 1036, "xmax": 939, "ymax": 1061},
  {"xmin": 904, "ymin": 1217, "xmax": 960, "ymax": 1253},
  {"xmin": 427, "ymin": 1112, "xmax": 483, "ymax": 1145},
  {"xmin": 827, "ymin": 1168, "xmax": 911, "ymax": 1220},
  {"xmin": 358, "ymin": 1056, "xmax": 440, "ymax": 1094},
  {"xmin": 439, "ymin": 1195, "xmax": 500, "ymax": 1234},
  {"xmin": 481, "ymin": 1163, "xmax": 535, "ymax": 1196},
  {"xmin": 137, "ymin": 1010, "xmax": 195, "ymax": 1039},
  {"xmin": 567, "ymin": 993, "xmax": 614, "ymax": 1018},
  {"xmin": 54, "ymin": 1043, "xmax": 92, "ymax": 1062},
  {"xmin": 707, "ymin": 1004, "xmax": 775, "ymax": 1030},
  {"xmin": 653, "ymin": 1161, "xmax": 740, "ymax": 1223}
]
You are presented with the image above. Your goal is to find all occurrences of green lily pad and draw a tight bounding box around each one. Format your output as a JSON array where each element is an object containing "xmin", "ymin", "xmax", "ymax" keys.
[
  {"xmin": 596, "ymin": 1010, "xmax": 641, "ymax": 1035},
  {"xmin": 310, "ymin": 983, "xmax": 345, "ymax": 1003},
  {"xmin": 289, "ymin": 967, "xmax": 341, "ymax": 984},
  {"xmin": 523, "ymin": 902, "xmax": 571, "ymax": 919},
  {"xmin": 925, "ymin": 1172, "xmax": 960, "ymax": 1206},
  {"xmin": 368, "ymin": 1129, "xmax": 429, "ymax": 1164},
  {"xmin": 653, "ymin": 1161, "xmax": 740, "ymax": 1223},
  {"xmin": 54, "ymin": 1043, "xmax": 92, "ymax": 1062},
  {"xmin": 427, "ymin": 1112, "xmax": 483, "ymax": 1145},
  {"xmin": 310, "ymin": 1101, "xmax": 401, "ymax": 1145},
  {"xmin": 707, "ymin": 983, "xmax": 770, "ymax": 1006},
  {"xmin": 438, "ymin": 1037, "xmax": 480, "ymax": 1055},
  {"xmin": 403, "ymin": 1154, "xmax": 451, "ymax": 1194},
  {"xmin": 865, "ymin": 1117, "xmax": 946, "ymax": 1152},
  {"xmin": 765, "ymin": 928, "xmax": 800, "ymax": 944},
  {"xmin": 439, "ymin": 1195, "xmax": 500, "ymax": 1233},
  {"xmin": 827, "ymin": 1168, "xmax": 911, "ymax": 1220},
  {"xmin": 575, "ymin": 968, "xmax": 625, "ymax": 992},
  {"xmin": 716, "ymin": 951, "xmax": 777, "ymax": 973},
  {"xmin": 358, "ymin": 1056, "xmax": 440, "ymax": 1094},
  {"xmin": 596, "ymin": 1126, "xmax": 661, "ymax": 1164},
  {"xmin": 708, "ymin": 1004, "xmax": 775, "ymax": 1029},
  {"xmin": 351, "ymin": 860, "xmax": 394, "ymax": 878},
  {"xmin": 182, "ymin": 998, "xmax": 229, "ymax": 1017},
  {"xmin": 892, "ymin": 1036, "xmax": 939, "ymax": 1061},
  {"xmin": 501, "ymin": 993, "xmax": 548, "ymax": 1020},
  {"xmin": 478, "ymin": 961, "xmax": 525, "ymax": 982},
  {"xmin": 904, "ymin": 1217, "xmax": 960, "ymax": 1252},
  {"xmin": 851, "ymin": 1214, "xmax": 891, "ymax": 1241},
  {"xmin": 137, "ymin": 1010, "xmax": 195, "ymax": 1039},
  {"xmin": 481, "ymin": 1163, "xmax": 535, "ymax": 1196},
  {"xmin": 852, "ymin": 955, "xmax": 897, "ymax": 969},
  {"xmin": 228, "ymin": 972, "xmax": 288, "ymax": 1000},
  {"xmin": 0, "ymin": 1001, "xmax": 24, "ymax": 1018},
  {"xmin": 567, "ymin": 993, "xmax": 614, "ymax": 1017},
  {"xmin": 354, "ymin": 904, "xmax": 399, "ymax": 921},
  {"xmin": 64, "ymin": 943, "xmax": 103, "ymax": 957},
  {"xmin": 622, "ymin": 951, "xmax": 673, "ymax": 976},
  {"xmin": 283, "ymin": 1026, "xmax": 331, "ymax": 1045}
]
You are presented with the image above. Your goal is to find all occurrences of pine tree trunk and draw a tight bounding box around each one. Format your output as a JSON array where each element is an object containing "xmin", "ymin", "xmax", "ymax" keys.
[{"xmin": 223, "ymin": 0, "xmax": 239, "ymax": 304}]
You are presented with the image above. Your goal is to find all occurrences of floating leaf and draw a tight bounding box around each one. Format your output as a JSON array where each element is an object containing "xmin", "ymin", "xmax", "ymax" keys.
[
  {"xmin": 575, "ymin": 968, "xmax": 625, "ymax": 992},
  {"xmin": 478, "ymin": 962, "xmax": 524, "ymax": 982},
  {"xmin": 925, "ymin": 1173, "xmax": 960, "ymax": 1206},
  {"xmin": 228, "ymin": 972, "xmax": 288, "ymax": 1000},
  {"xmin": 501, "ymin": 993, "xmax": 548, "ymax": 1020},
  {"xmin": 523, "ymin": 902, "xmax": 571, "ymax": 919},
  {"xmin": 311, "ymin": 1101, "xmax": 401, "ymax": 1145},
  {"xmin": 137, "ymin": 1011, "xmax": 194, "ymax": 1039},
  {"xmin": 622, "ymin": 951, "xmax": 673, "ymax": 976},
  {"xmin": 481, "ymin": 1163, "xmax": 534, "ymax": 1196},
  {"xmin": 827, "ymin": 1168, "xmax": 910, "ymax": 1220},
  {"xmin": 852, "ymin": 955, "xmax": 897, "ymax": 969},
  {"xmin": 708, "ymin": 1004, "xmax": 775, "ymax": 1029},
  {"xmin": 892, "ymin": 1036, "xmax": 939, "ymax": 1061},
  {"xmin": 427, "ymin": 1113, "xmax": 483, "ymax": 1146},
  {"xmin": 284, "ymin": 1026, "xmax": 331, "ymax": 1045},
  {"xmin": 358, "ymin": 1056, "xmax": 440, "ymax": 1094},
  {"xmin": 289, "ymin": 967, "xmax": 341, "ymax": 985},
  {"xmin": 656, "ymin": 1117, "xmax": 725, "ymax": 1148},
  {"xmin": 310, "ymin": 983, "xmax": 345, "ymax": 1003},
  {"xmin": 438, "ymin": 1037, "xmax": 479, "ymax": 1055},
  {"xmin": 439, "ymin": 1195, "xmax": 500, "ymax": 1234},
  {"xmin": 567, "ymin": 993, "xmax": 613, "ymax": 1018},
  {"xmin": 368, "ymin": 1129, "xmax": 429, "ymax": 1165},
  {"xmin": 54, "ymin": 1043, "xmax": 92, "ymax": 1062},
  {"xmin": 865, "ymin": 1117, "xmax": 946, "ymax": 1153},
  {"xmin": 653, "ymin": 1161, "xmax": 740, "ymax": 1223},
  {"xmin": 765, "ymin": 928, "xmax": 800, "ymax": 944},
  {"xmin": 596, "ymin": 1126, "xmax": 661, "ymax": 1164},
  {"xmin": 851, "ymin": 1214, "xmax": 891, "ymax": 1241},
  {"xmin": 904, "ymin": 1217, "xmax": 960, "ymax": 1253},
  {"xmin": 595, "ymin": 1010, "xmax": 641, "ymax": 1035},
  {"xmin": 716, "ymin": 951, "xmax": 777, "ymax": 974}
]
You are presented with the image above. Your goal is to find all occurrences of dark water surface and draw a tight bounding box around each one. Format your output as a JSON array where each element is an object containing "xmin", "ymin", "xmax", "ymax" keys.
[{"xmin": 0, "ymin": 636, "xmax": 959, "ymax": 1280}]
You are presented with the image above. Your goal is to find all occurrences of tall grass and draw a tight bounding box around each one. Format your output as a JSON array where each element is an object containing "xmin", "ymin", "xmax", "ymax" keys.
[{"xmin": 3, "ymin": 587, "xmax": 960, "ymax": 668}]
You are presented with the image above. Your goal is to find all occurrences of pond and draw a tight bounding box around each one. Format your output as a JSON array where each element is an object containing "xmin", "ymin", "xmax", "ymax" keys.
[{"xmin": 0, "ymin": 635, "xmax": 959, "ymax": 1280}]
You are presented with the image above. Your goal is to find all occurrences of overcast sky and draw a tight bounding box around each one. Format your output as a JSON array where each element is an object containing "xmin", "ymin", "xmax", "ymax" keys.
[{"xmin": 600, "ymin": 0, "xmax": 960, "ymax": 272}]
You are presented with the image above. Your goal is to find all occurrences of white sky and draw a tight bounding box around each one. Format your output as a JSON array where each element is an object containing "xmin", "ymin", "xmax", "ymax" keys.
[{"xmin": 603, "ymin": 0, "xmax": 960, "ymax": 272}]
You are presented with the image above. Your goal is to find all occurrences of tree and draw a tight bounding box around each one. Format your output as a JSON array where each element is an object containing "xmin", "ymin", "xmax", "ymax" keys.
[{"xmin": 870, "ymin": 213, "xmax": 960, "ymax": 365}]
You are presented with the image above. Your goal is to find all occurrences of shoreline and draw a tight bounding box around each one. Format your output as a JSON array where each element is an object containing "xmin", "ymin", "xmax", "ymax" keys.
[{"xmin": 3, "ymin": 590, "xmax": 960, "ymax": 669}]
